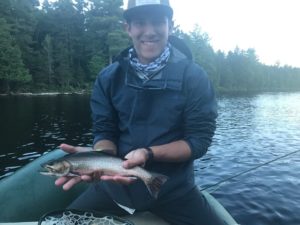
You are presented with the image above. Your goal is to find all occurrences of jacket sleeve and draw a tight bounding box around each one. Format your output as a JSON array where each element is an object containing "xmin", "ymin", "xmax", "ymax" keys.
[
  {"xmin": 90, "ymin": 65, "xmax": 120, "ymax": 146},
  {"xmin": 183, "ymin": 64, "xmax": 218, "ymax": 160}
]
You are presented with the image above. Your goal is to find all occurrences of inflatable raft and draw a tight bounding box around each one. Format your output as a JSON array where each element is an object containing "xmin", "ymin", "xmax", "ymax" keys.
[{"xmin": 0, "ymin": 150, "xmax": 238, "ymax": 225}]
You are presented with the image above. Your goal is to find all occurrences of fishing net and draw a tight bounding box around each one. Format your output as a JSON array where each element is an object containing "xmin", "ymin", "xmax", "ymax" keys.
[{"xmin": 38, "ymin": 209, "xmax": 134, "ymax": 225}]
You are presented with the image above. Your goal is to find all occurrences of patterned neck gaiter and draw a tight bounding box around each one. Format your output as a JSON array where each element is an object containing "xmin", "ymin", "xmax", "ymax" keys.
[{"xmin": 129, "ymin": 43, "xmax": 171, "ymax": 80}]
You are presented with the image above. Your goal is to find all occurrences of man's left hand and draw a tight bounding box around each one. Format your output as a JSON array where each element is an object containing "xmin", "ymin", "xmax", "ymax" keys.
[{"xmin": 99, "ymin": 148, "xmax": 149, "ymax": 184}]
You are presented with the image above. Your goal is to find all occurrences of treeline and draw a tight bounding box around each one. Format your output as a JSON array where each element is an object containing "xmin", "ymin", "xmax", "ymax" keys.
[{"xmin": 0, "ymin": 0, "xmax": 299, "ymax": 94}]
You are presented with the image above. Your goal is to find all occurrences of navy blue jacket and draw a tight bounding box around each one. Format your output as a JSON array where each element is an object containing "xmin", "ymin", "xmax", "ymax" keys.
[{"xmin": 90, "ymin": 37, "xmax": 217, "ymax": 210}]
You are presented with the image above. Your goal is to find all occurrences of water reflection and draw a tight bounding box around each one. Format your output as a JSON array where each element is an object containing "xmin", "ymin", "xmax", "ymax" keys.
[{"xmin": 0, "ymin": 94, "xmax": 93, "ymax": 179}]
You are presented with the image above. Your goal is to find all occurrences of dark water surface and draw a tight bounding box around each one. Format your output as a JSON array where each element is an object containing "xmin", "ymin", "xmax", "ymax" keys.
[{"xmin": 1, "ymin": 92, "xmax": 300, "ymax": 225}]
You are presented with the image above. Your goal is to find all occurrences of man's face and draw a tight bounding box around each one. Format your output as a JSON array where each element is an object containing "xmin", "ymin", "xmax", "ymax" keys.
[{"xmin": 125, "ymin": 14, "xmax": 173, "ymax": 64}]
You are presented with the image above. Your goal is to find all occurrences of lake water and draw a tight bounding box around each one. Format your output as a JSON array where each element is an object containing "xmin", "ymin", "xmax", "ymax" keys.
[{"xmin": 0, "ymin": 92, "xmax": 300, "ymax": 225}]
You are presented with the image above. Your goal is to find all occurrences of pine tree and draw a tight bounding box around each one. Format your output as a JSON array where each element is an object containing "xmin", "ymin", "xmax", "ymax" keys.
[{"xmin": 0, "ymin": 18, "xmax": 31, "ymax": 93}]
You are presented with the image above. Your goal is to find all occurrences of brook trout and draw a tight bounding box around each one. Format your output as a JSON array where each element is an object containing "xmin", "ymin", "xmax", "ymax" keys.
[{"xmin": 40, "ymin": 151, "xmax": 168, "ymax": 198}]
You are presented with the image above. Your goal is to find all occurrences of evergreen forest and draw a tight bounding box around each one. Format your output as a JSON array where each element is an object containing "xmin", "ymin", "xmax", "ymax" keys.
[{"xmin": 0, "ymin": 0, "xmax": 300, "ymax": 94}]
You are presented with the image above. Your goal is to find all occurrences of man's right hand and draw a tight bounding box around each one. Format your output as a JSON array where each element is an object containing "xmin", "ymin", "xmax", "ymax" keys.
[
  {"xmin": 55, "ymin": 143, "xmax": 93, "ymax": 191},
  {"xmin": 55, "ymin": 143, "xmax": 136, "ymax": 190}
]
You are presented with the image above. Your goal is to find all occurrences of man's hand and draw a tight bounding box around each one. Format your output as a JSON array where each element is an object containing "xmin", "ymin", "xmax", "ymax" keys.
[
  {"xmin": 123, "ymin": 148, "xmax": 149, "ymax": 168},
  {"xmin": 55, "ymin": 144, "xmax": 93, "ymax": 190},
  {"xmin": 99, "ymin": 148, "xmax": 149, "ymax": 184}
]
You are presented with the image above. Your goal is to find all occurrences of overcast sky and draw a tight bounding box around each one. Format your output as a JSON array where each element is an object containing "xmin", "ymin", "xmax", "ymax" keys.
[{"xmin": 168, "ymin": 0, "xmax": 300, "ymax": 67}]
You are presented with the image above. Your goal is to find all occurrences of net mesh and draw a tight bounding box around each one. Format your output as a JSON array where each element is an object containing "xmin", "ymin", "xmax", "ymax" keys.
[{"xmin": 39, "ymin": 209, "xmax": 134, "ymax": 225}]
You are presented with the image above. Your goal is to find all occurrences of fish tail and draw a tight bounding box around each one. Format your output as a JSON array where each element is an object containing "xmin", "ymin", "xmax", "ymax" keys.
[{"xmin": 145, "ymin": 173, "xmax": 168, "ymax": 199}]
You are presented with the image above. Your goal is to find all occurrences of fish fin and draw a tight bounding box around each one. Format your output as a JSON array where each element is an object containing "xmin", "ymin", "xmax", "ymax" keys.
[{"xmin": 145, "ymin": 173, "xmax": 168, "ymax": 199}]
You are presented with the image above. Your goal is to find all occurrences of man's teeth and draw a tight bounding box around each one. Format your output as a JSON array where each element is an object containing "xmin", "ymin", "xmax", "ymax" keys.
[{"xmin": 143, "ymin": 40, "xmax": 157, "ymax": 43}]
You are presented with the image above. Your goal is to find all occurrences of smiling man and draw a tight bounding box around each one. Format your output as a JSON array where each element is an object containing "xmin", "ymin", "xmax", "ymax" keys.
[
  {"xmin": 56, "ymin": 0, "xmax": 221, "ymax": 224},
  {"xmin": 124, "ymin": 2, "xmax": 172, "ymax": 64}
]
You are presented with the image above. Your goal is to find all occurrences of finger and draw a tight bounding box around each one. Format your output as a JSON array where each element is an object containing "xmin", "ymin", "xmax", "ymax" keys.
[
  {"xmin": 81, "ymin": 175, "xmax": 93, "ymax": 182},
  {"xmin": 123, "ymin": 159, "xmax": 140, "ymax": 169},
  {"xmin": 55, "ymin": 177, "xmax": 69, "ymax": 186},
  {"xmin": 114, "ymin": 175, "xmax": 137, "ymax": 185},
  {"xmin": 124, "ymin": 153, "xmax": 131, "ymax": 160},
  {"xmin": 59, "ymin": 143, "xmax": 77, "ymax": 153},
  {"xmin": 122, "ymin": 160, "xmax": 130, "ymax": 169},
  {"xmin": 100, "ymin": 175, "xmax": 116, "ymax": 182},
  {"xmin": 101, "ymin": 175, "xmax": 136, "ymax": 185},
  {"xmin": 59, "ymin": 143, "xmax": 92, "ymax": 153},
  {"xmin": 62, "ymin": 176, "xmax": 82, "ymax": 191}
]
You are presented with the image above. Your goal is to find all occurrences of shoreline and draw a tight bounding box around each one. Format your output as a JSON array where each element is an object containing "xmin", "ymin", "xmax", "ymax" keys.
[
  {"xmin": 1, "ymin": 89, "xmax": 299, "ymax": 97},
  {"xmin": 0, "ymin": 90, "xmax": 90, "ymax": 97}
]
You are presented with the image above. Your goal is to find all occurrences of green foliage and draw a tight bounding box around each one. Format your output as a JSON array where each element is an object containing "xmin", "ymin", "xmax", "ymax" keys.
[
  {"xmin": 107, "ymin": 30, "xmax": 130, "ymax": 63},
  {"xmin": 0, "ymin": 0, "xmax": 299, "ymax": 93},
  {"xmin": 88, "ymin": 55, "xmax": 107, "ymax": 80},
  {"xmin": 85, "ymin": 0, "xmax": 128, "ymax": 66},
  {"xmin": 183, "ymin": 25, "xmax": 219, "ymax": 87},
  {"xmin": 0, "ymin": 18, "xmax": 31, "ymax": 93}
]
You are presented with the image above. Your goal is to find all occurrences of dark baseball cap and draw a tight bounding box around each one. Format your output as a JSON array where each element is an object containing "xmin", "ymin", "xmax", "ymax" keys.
[{"xmin": 123, "ymin": 0, "xmax": 173, "ymax": 21}]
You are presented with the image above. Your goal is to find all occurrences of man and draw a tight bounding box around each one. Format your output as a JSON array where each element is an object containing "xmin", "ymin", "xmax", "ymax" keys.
[{"xmin": 56, "ymin": 0, "xmax": 222, "ymax": 224}]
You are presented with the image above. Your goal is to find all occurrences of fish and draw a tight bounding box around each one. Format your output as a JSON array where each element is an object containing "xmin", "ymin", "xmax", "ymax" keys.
[{"xmin": 40, "ymin": 151, "xmax": 168, "ymax": 198}]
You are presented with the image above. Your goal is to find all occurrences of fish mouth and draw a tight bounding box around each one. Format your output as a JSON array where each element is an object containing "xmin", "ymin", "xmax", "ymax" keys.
[
  {"xmin": 39, "ymin": 170, "xmax": 56, "ymax": 176},
  {"xmin": 39, "ymin": 161, "xmax": 73, "ymax": 177},
  {"xmin": 39, "ymin": 164, "xmax": 58, "ymax": 176}
]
